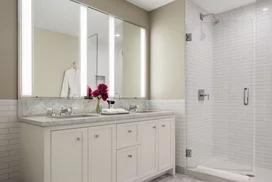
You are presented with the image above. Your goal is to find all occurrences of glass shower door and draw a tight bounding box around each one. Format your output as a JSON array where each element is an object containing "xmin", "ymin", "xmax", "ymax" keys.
[{"xmin": 185, "ymin": 0, "xmax": 256, "ymax": 179}]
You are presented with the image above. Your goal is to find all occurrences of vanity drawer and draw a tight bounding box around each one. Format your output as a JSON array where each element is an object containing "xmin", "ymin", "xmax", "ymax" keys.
[
  {"xmin": 117, "ymin": 146, "xmax": 140, "ymax": 182},
  {"xmin": 117, "ymin": 123, "xmax": 139, "ymax": 149}
]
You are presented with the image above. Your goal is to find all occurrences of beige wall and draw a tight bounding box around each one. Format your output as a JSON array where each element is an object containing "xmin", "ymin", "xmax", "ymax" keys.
[
  {"xmin": 122, "ymin": 22, "xmax": 141, "ymax": 97},
  {"xmin": 34, "ymin": 28, "xmax": 79, "ymax": 97},
  {"xmin": 0, "ymin": 0, "xmax": 18, "ymax": 99},
  {"xmin": 79, "ymin": 0, "xmax": 149, "ymax": 29},
  {"xmin": 150, "ymin": 0, "xmax": 185, "ymax": 99}
]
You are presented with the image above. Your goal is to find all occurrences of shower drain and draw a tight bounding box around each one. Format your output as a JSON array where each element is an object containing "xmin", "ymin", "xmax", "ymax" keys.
[{"xmin": 246, "ymin": 174, "xmax": 255, "ymax": 177}]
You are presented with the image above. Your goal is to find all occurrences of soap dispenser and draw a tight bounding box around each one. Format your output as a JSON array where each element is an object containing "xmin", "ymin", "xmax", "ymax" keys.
[{"xmin": 107, "ymin": 100, "xmax": 115, "ymax": 109}]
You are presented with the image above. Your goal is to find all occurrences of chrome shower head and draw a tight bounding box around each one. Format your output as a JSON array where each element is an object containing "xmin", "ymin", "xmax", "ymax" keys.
[
  {"xmin": 200, "ymin": 13, "xmax": 214, "ymax": 21},
  {"xmin": 213, "ymin": 19, "xmax": 222, "ymax": 25},
  {"xmin": 200, "ymin": 13, "xmax": 222, "ymax": 25}
]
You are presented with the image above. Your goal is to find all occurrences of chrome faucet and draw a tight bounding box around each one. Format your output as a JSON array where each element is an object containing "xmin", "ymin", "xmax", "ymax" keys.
[
  {"xmin": 60, "ymin": 107, "xmax": 72, "ymax": 116},
  {"xmin": 128, "ymin": 105, "xmax": 138, "ymax": 112}
]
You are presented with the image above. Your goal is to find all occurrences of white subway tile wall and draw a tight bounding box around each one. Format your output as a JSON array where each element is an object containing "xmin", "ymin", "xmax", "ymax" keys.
[
  {"xmin": 0, "ymin": 100, "xmax": 20, "ymax": 182},
  {"xmin": 185, "ymin": 0, "xmax": 213, "ymax": 168},
  {"xmin": 148, "ymin": 100, "xmax": 186, "ymax": 168},
  {"xmin": 186, "ymin": 0, "xmax": 272, "ymax": 171},
  {"xmin": 213, "ymin": 4, "xmax": 255, "ymax": 166}
]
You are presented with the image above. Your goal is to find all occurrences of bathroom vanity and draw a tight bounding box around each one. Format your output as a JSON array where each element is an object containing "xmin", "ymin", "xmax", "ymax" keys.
[{"xmin": 20, "ymin": 111, "xmax": 175, "ymax": 182}]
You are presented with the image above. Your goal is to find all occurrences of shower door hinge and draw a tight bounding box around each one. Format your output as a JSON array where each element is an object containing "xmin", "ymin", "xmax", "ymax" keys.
[
  {"xmin": 186, "ymin": 33, "xmax": 192, "ymax": 41},
  {"xmin": 186, "ymin": 149, "xmax": 192, "ymax": 158}
]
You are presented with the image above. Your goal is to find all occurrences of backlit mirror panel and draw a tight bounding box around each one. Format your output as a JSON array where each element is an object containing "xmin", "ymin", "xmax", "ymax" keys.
[
  {"xmin": 33, "ymin": 0, "xmax": 80, "ymax": 98},
  {"xmin": 87, "ymin": 8, "xmax": 109, "ymax": 93},
  {"xmin": 115, "ymin": 19, "xmax": 146, "ymax": 98},
  {"xmin": 19, "ymin": 0, "xmax": 147, "ymax": 99}
]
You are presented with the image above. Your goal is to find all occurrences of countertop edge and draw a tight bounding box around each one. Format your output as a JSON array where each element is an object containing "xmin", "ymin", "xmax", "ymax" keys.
[{"xmin": 20, "ymin": 111, "xmax": 176, "ymax": 127}]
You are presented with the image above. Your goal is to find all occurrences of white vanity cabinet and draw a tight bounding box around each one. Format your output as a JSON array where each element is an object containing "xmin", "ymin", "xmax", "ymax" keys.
[
  {"xmin": 159, "ymin": 119, "xmax": 174, "ymax": 171},
  {"xmin": 116, "ymin": 118, "xmax": 175, "ymax": 182},
  {"xmin": 138, "ymin": 121, "xmax": 158, "ymax": 178},
  {"xmin": 88, "ymin": 125, "xmax": 116, "ymax": 182},
  {"xmin": 51, "ymin": 128, "xmax": 88, "ymax": 182},
  {"xmin": 51, "ymin": 125, "xmax": 116, "ymax": 182},
  {"xmin": 21, "ymin": 115, "xmax": 175, "ymax": 182}
]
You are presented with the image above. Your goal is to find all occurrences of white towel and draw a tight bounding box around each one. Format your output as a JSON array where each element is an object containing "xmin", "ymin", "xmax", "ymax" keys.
[{"xmin": 102, "ymin": 108, "xmax": 129, "ymax": 114}]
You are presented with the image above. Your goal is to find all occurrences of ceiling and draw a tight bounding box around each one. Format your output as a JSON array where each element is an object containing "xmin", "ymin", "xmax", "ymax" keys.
[
  {"xmin": 191, "ymin": 0, "xmax": 256, "ymax": 14},
  {"xmin": 126, "ymin": 0, "xmax": 176, "ymax": 11}
]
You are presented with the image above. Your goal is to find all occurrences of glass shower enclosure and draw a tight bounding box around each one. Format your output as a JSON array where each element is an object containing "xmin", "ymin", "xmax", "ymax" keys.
[{"xmin": 185, "ymin": 0, "xmax": 256, "ymax": 181}]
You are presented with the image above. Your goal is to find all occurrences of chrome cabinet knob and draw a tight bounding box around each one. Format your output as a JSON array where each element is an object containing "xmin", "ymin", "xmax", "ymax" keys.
[
  {"xmin": 128, "ymin": 155, "xmax": 132, "ymax": 158},
  {"xmin": 162, "ymin": 125, "xmax": 166, "ymax": 127},
  {"xmin": 76, "ymin": 137, "xmax": 81, "ymax": 141},
  {"xmin": 153, "ymin": 126, "xmax": 156, "ymax": 129},
  {"xmin": 128, "ymin": 130, "xmax": 132, "ymax": 133},
  {"xmin": 95, "ymin": 134, "xmax": 100, "ymax": 138}
]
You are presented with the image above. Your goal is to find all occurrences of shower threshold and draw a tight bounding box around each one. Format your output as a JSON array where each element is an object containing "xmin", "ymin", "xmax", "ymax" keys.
[{"xmin": 187, "ymin": 157, "xmax": 272, "ymax": 182}]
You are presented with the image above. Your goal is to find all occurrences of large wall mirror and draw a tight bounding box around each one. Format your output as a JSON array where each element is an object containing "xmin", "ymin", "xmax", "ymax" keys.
[
  {"xmin": 87, "ymin": 8, "xmax": 109, "ymax": 95},
  {"xmin": 115, "ymin": 19, "xmax": 146, "ymax": 98},
  {"xmin": 19, "ymin": 0, "xmax": 146, "ymax": 99},
  {"xmin": 33, "ymin": 0, "xmax": 80, "ymax": 98}
]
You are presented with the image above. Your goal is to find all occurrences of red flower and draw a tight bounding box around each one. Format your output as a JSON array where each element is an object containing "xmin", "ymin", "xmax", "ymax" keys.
[
  {"xmin": 87, "ymin": 86, "xmax": 92, "ymax": 97},
  {"xmin": 92, "ymin": 84, "xmax": 109, "ymax": 101},
  {"xmin": 97, "ymin": 84, "xmax": 108, "ymax": 92},
  {"xmin": 92, "ymin": 90, "xmax": 100, "ymax": 97},
  {"xmin": 102, "ymin": 92, "xmax": 108, "ymax": 101}
]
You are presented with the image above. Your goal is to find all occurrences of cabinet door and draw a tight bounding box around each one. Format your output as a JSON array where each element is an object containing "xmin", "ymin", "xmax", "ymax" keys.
[
  {"xmin": 139, "ymin": 121, "xmax": 158, "ymax": 178},
  {"xmin": 159, "ymin": 119, "xmax": 173, "ymax": 171},
  {"xmin": 117, "ymin": 146, "xmax": 140, "ymax": 182},
  {"xmin": 89, "ymin": 125, "xmax": 116, "ymax": 182},
  {"xmin": 51, "ymin": 128, "xmax": 87, "ymax": 182}
]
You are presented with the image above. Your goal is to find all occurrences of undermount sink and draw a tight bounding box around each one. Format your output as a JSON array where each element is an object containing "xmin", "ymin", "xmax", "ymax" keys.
[
  {"xmin": 49, "ymin": 114, "xmax": 100, "ymax": 119},
  {"xmin": 132, "ymin": 111, "xmax": 158, "ymax": 113}
]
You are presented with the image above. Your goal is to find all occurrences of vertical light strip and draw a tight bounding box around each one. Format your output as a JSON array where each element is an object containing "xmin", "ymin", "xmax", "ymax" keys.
[
  {"xmin": 141, "ymin": 28, "xmax": 146, "ymax": 98},
  {"xmin": 80, "ymin": 5, "xmax": 88, "ymax": 97},
  {"xmin": 109, "ymin": 16, "xmax": 115, "ymax": 97},
  {"xmin": 21, "ymin": 0, "xmax": 33, "ymax": 96}
]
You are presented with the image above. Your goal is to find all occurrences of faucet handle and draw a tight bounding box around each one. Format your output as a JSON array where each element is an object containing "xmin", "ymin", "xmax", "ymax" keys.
[
  {"xmin": 67, "ymin": 107, "xmax": 73, "ymax": 115},
  {"xmin": 46, "ymin": 108, "xmax": 53, "ymax": 116}
]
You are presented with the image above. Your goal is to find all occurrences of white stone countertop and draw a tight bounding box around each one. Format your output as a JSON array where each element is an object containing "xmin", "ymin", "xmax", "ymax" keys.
[{"xmin": 20, "ymin": 111, "xmax": 175, "ymax": 127}]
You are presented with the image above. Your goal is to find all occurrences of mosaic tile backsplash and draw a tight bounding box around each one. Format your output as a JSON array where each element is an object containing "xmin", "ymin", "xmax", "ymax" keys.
[{"xmin": 19, "ymin": 98, "xmax": 148, "ymax": 117}]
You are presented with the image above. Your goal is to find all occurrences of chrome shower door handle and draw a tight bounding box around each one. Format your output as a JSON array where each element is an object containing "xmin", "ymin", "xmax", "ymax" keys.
[{"xmin": 244, "ymin": 88, "xmax": 249, "ymax": 106}]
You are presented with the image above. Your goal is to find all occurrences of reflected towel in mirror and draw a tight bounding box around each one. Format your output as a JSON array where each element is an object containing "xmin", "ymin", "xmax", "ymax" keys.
[{"xmin": 60, "ymin": 68, "xmax": 80, "ymax": 98}]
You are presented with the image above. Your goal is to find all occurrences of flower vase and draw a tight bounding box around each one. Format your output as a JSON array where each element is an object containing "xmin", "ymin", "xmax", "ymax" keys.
[{"xmin": 96, "ymin": 98, "xmax": 101, "ymax": 114}]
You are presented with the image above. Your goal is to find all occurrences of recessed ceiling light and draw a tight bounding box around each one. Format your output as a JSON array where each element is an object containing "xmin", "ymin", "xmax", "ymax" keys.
[
  {"xmin": 263, "ymin": 7, "xmax": 269, "ymax": 12},
  {"xmin": 115, "ymin": 34, "xmax": 120, "ymax": 37}
]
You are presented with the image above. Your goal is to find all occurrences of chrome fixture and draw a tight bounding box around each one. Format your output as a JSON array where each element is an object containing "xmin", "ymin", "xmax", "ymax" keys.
[
  {"xmin": 200, "ymin": 13, "xmax": 214, "ymax": 21},
  {"xmin": 47, "ymin": 107, "xmax": 73, "ymax": 116},
  {"xmin": 200, "ymin": 13, "xmax": 222, "ymax": 25},
  {"xmin": 198, "ymin": 89, "xmax": 210, "ymax": 101},
  {"xmin": 128, "ymin": 105, "xmax": 138, "ymax": 112},
  {"xmin": 214, "ymin": 19, "xmax": 222, "ymax": 25},
  {"xmin": 107, "ymin": 100, "xmax": 116, "ymax": 109},
  {"xmin": 244, "ymin": 88, "xmax": 249, "ymax": 106},
  {"xmin": 46, "ymin": 108, "xmax": 54, "ymax": 116},
  {"xmin": 60, "ymin": 107, "xmax": 73, "ymax": 116}
]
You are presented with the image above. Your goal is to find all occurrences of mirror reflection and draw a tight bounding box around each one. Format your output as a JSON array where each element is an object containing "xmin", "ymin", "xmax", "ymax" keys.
[
  {"xmin": 21, "ymin": 0, "xmax": 146, "ymax": 99},
  {"xmin": 115, "ymin": 19, "xmax": 144, "ymax": 98},
  {"xmin": 87, "ymin": 8, "xmax": 109, "ymax": 95},
  {"xmin": 33, "ymin": 0, "xmax": 80, "ymax": 98}
]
